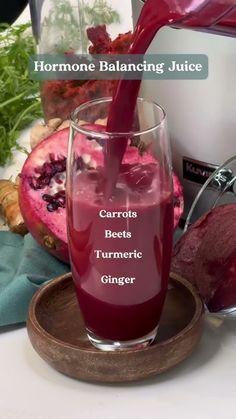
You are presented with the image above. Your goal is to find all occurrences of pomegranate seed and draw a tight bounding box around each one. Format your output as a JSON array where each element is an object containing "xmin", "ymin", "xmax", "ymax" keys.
[
  {"xmin": 39, "ymin": 176, "xmax": 51, "ymax": 188},
  {"xmin": 29, "ymin": 157, "xmax": 67, "ymax": 191},
  {"xmin": 43, "ymin": 162, "xmax": 53, "ymax": 176},
  {"xmin": 47, "ymin": 201, "xmax": 59, "ymax": 212},
  {"xmin": 54, "ymin": 159, "xmax": 66, "ymax": 172},
  {"xmin": 29, "ymin": 176, "xmax": 39, "ymax": 190},
  {"xmin": 54, "ymin": 190, "xmax": 66, "ymax": 198},
  {"xmin": 76, "ymin": 157, "xmax": 85, "ymax": 171},
  {"xmin": 42, "ymin": 193, "xmax": 54, "ymax": 202},
  {"xmin": 42, "ymin": 190, "xmax": 66, "ymax": 211},
  {"xmin": 49, "ymin": 153, "xmax": 55, "ymax": 161},
  {"xmin": 55, "ymin": 174, "xmax": 63, "ymax": 184},
  {"xmin": 54, "ymin": 191, "xmax": 66, "ymax": 206}
]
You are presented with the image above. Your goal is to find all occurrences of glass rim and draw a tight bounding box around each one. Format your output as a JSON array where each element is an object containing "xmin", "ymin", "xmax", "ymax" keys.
[{"xmin": 70, "ymin": 97, "xmax": 166, "ymax": 139}]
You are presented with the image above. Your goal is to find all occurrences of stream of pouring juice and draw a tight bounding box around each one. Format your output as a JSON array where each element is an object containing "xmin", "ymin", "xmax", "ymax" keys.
[{"xmin": 69, "ymin": 0, "xmax": 236, "ymax": 343}]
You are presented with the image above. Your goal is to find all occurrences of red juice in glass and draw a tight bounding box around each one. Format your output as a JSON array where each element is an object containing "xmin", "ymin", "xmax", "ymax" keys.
[
  {"xmin": 67, "ymin": 98, "xmax": 174, "ymax": 350},
  {"xmin": 68, "ymin": 170, "xmax": 173, "ymax": 342}
]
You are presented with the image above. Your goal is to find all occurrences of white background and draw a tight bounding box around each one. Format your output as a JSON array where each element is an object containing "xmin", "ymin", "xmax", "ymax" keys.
[{"xmin": 0, "ymin": 320, "xmax": 236, "ymax": 419}]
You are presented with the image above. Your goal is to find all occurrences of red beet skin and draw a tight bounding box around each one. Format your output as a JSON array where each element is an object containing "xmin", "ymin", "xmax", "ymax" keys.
[
  {"xmin": 172, "ymin": 204, "xmax": 236, "ymax": 311},
  {"xmin": 206, "ymin": 254, "xmax": 236, "ymax": 311},
  {"xmin": 171, "ymin": 207, "xmax": 224, "ymax": 286},
  {"xmin": 194, "ymin": 204, "xmax": 236, "ymax": 311}
]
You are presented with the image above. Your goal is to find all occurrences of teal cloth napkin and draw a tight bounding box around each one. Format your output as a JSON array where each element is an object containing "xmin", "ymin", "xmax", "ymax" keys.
[{"xmin": 0, "ymin": 231, "xmax": 70, "ymax": 327}]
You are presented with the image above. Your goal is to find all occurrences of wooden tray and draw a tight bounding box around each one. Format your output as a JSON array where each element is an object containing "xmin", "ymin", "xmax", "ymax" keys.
[{"xmin": 27, "ymin": 273, "xmax": 204, "ymax": 383}]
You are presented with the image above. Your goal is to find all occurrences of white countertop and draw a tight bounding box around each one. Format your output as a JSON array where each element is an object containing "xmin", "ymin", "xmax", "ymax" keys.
[
  {"xmin": 0, "ymin": 320, "xmax": 236, "ymax": 419},
  {"xmin": 1, "ymin": 6, "xmax": 236, "ymax": 419}
]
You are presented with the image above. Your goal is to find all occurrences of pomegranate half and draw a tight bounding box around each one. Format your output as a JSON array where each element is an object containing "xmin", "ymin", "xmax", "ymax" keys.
[{"xmin": 19, "ymin": 128, "xmax": 184, "ymax": 263}]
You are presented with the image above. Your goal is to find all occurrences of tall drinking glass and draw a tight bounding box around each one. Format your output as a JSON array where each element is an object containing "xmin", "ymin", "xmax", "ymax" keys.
[{"xmin": 67, "ymin": 97, "xmax": 174, "ymax": 351}]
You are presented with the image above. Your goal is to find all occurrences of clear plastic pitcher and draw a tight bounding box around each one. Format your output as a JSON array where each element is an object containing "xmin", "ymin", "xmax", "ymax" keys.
[{"xmin": 29, "ymin": 0, "xmax": 133, "ymax": 120}]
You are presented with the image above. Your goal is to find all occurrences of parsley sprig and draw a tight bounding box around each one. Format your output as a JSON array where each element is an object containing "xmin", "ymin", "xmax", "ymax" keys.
[{"xmin": 0, "ymin": 23, "xmax": 42, "ymax": 166}]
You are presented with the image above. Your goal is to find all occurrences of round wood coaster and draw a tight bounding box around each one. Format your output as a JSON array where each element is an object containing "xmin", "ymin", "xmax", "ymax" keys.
[{"xmin": 27, "ymin": 273, "xmax": 204, "ymax": 383}]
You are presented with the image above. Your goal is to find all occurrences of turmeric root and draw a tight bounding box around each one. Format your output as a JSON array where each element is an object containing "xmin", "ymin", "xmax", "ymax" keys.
[{"xmin": 0, "ymin": 179, "xmax": 27, "ymax": 235}]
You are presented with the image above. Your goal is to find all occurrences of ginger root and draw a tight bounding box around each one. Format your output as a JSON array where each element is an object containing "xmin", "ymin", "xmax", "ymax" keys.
[
  {"xmin": 30, "ymin": 118, "xmax": 69, "ymax": 149},
  {"xmin": 30, "ymin": 117, "xmax": 107, "ymax": 150},
  {"xmin": 0, "ymin": 179, "xmax": 27, "ymax": 235}
]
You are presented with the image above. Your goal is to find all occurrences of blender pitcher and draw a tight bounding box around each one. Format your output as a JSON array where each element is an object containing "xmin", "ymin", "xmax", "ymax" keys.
[
  {"xmin": 133, "ymin": 0, "xmax": 236, "ymax": 220},
  {"xmin": 172, "ymin": 0, "xmax": 236, "ymax": 36},
  {"xmin": 135, "ymin": 0, "xmax": 236, "ymax": 36},
  {"xmin": 29, "ymin": 0, "xmax": 133, "ymax": 121}
]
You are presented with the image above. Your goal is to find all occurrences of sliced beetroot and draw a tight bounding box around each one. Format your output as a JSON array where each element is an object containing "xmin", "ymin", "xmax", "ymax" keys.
[
  {"xmin": 171, "ymin": 208, "xmax": 218, "ymax": 286},
  {"xmin": 207, "ymin": 254, "xmax": 236, "ymax": 311},
  {"xmin": 172, "ymin": 203, "xmax": 236, "ymax": 311},
  {"xmin": 194, "ymin": 204, "xmax": 236, "ymax": 309}
]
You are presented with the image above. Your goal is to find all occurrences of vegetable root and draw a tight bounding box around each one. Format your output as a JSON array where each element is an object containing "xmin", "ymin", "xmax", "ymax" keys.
[
  {"xmin": 30, "ymin": 118, "xmax": 71, "ymax": 149},
  {"xmin": 0, "ymin": 179, "xmax": 27, "ymax": 235},
  {"xmin": 30, "ymin": 117, "xmax": 107, "ymax": 150},
  {"xmin": 30, "ymin": 118, "xmax": 63, "ymax": 149}
]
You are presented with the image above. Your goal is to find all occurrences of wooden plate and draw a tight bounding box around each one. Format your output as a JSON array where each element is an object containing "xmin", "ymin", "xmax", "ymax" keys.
[{"xmin": 27, "ymin": 273, "xmax": 204, "ymax": 383}]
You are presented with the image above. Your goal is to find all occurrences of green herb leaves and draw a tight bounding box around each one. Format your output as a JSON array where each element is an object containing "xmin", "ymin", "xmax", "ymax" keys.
[
  {"xmin": 0, "ymin": 23, "xmax": 42, "ymax": 166},
  {"xmin": 83, "ymin": 0, "xmax": 120, "ymax": 27},
  {"xmin": 40, "ymin": 0, "xmax": 120, "ymax": 53}
]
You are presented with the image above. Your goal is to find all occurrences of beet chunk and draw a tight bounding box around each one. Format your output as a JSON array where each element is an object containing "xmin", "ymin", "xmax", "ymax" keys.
[
  {"xmin": 194, "ymin": 204, "xmax": 236, "ymax": 310},
  {"xmin": 171, "ymin": 207, "xmax": 222, "ymax": 286},
  {"xmin": 171, "ymin": 204, "xmax": 236, "ymax": 311},
  {"xmin": 206, "ymin": 254, "xmax": 236, "ymax": 311}
]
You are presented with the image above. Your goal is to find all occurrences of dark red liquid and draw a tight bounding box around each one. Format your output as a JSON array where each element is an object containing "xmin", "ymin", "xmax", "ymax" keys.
[{"xmin": 68, "ymin": 164, "xmax": 173, "ymax": 341}]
